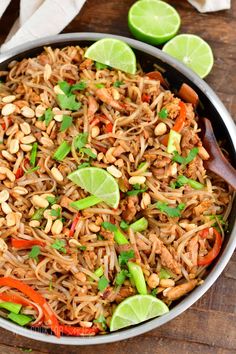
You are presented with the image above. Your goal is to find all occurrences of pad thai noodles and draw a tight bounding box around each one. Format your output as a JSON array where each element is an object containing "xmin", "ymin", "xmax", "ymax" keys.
[{"xmin": 0, "ymin": 45, "xmax": 233, "ymax": 337}]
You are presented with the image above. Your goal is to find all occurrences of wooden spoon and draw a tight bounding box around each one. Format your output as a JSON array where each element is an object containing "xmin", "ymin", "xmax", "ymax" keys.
[{"xmin": 200, "ymin": 117, "xmax": 236, "ymax": 190}]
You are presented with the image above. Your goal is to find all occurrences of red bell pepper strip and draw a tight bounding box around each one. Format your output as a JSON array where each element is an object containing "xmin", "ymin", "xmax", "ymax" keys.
[
  {"xmin": 161, "ymin": 101, "xmax": 187, "ymax": 146},
  {"xmin": 104, "ymin": 122, "xmax": 113, "ymax": 133},
  {"xmin": 0, "ymin": 277, "xmax": 60, "ymax": 337},
  {"xmin": 141, "ymin": 93, "xmax": 151, "ymax": 103},
  {"xmin": 11, "ymin": 239, "xmax": 46, "ymax": 249},
  {"xmin": 0, "ymin": 293, "xmax": 33, "ymax": 307},
  {"xmin": 69, "ymin": 213, "xmax": 80, "ymax": 237},
  {"xmin": 15, "ymin": 167, "xmax": 24, "ymax": 179},
  {"xmin": 66, "ymin": 78, "xmax": 75, "ymax": 85},
  {"xmin": 60, "ymin": 324, "xmax": 99, "ymax": 336},
  {"xmin": 198, "ymin": 227, "xmax": 222, "ymax": 266},
  {"xmin": 1, "ymin": 122, "xmax": 6, "ymax": 130}
]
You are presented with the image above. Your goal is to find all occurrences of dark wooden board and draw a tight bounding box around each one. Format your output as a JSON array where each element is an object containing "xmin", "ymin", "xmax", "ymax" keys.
[{"xmin": 0, "ymin": 1, "xmax": 235, "ymax": 353}]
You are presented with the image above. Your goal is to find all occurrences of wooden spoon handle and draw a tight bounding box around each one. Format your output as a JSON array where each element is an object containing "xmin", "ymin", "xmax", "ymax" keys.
[{"xmin": 201, "ymin": 118, "xmax": 236, "ymax": 190}]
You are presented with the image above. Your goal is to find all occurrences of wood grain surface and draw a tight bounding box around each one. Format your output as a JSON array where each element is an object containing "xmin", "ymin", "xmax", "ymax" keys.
[{"xmin": 0, "ymin": 1, "xmax": 235, "ymax": 353}]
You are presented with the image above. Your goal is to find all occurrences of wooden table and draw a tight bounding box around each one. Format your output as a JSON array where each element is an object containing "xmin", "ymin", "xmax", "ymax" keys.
[{"xmin": 0, "ymin": 1, "xmax": 235, "ymax": 353}]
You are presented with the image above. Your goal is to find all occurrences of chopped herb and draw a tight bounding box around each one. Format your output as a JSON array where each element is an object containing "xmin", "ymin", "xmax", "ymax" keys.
[
  {"xmin": 95, "ymin": 62, "xmax": 108, "ymax": 70},
  {"xmin": 172, "ymin": 147, "xmax": 199, "ymax": 165},
  {"xmin": 97, "ymin": 234, "xmax": 104, "ymax": 240},
  {"xmin": 46, "ymin": 196, "xmax": 58, "ymax": 205},
  {"xmin": 73, "ymin": 133, "xmax": 88, "ymax": 150},
  {"xmin": 50, "ymin": 208, "xmax": 61, "ymax": 218},
  {"xmin": 101, "ymin": 221, "xmax": 117, "ymax": 232},
  {"xmin": 94, "ymin": 314, "xmax": 107, "ymax": 330},
  {"xmin": 44, "ymin": 108, "xmax": 54, "ymax": 126},
  {"xmin": 156, "ymin": 201, "xmax": 186, "ymax": 218},
  {"xmin": 30, "ymin": 142, "xmax": 38, "ymax": 167},
  {"xmin": 127, "ymin": 184, "xmax": 147, "ymax": 196},
  {"xmin": 94, "ymin": 266, "xmax": 104, "ymax": 278},
  {"xmin": 28, "ymin": 246, "xmax": 40, "ymax": 262},
  {"xmin": 51, "ymin": 239, "xmax": 67, "ymax": 253},
  {"xmin": 60, "ymin": 115, "xmax": 73, "ymax": 132},
  {"xmin": 79, "ymin": 245, "xmax": 87, "ymax": 251},
  {"xmin": 80, "ymin": 147, "xmax": 96, "ymax": 159},
  {"xmin": 158, "ymin": 108, "xmax": 168, "ymax": 119},
  {"xmin": 53, "ymin": 141, "xmax": 71, "ymax": 161},
  {"xmin": 120, "ymin": 220, "xmax": 129, "ymax": 230},
  {"xmin": 98, "ymin": 275, "xmax": 109, "ymax": 292},
  {"xmin": 58, "ymin": 81, "xmax": 71, "ymax": 95},
  {"xmin": 31, "ymin": 208, "xmax": 45, "ymax": 221},
  {"xmin": 159, "ymin": 268, "xmax": 172, "ymax": 279},
  {"xmin": 78, "ymin": 162, "xmax": 91, "ymax": 169},
  {"xmin": 113, "ymin": 80, "xmax": 124, "ymax": 88},
  {"xmin": 115, "ymin": 269, "xmax": 129, "ymax": 286},
  {"xmin": 71, "ymin": 81, "xmax": 87, "ymax": 91},
  {"xmin": 151, "ymin": 288, "xmax": 158, "ymax": 297},
  {"xmin": 171, "ymin": 175, "xmax": 204, "ymax": 190},
  {"xmin": 25, "ymin": 166, "xmax": 39, "ymax": 174},
  {"xmin": 138, "ymin": 161, "xmax": 148, "ymax": 171},
  {"xmin": 118, "ymin": 250, "xmax": 135, "ymax": 266},
  {"xmin": 96, "ymin": 83, "xmax": 105, "ymax": 89},
  {"xmin": 57, "ymin": 94, "xmax": 81, "ymax": 111}
]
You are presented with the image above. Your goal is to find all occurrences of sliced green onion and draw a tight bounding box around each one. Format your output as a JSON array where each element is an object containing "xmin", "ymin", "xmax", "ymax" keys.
[
  {"xmin": 114, "ymin": 229, "xmax": 129, "ymax": 245},
  {"xmin": 25, "ymin": 166, "xmax": 39, "ymax": 174},
  {"xmin": 98, "ymin": 275, "xmax": 109, "ymax": 292},
  {"xmin": 94, "ymin": 266, "xmax": 104, "ymax": 278},
  {"xmin": 31, "ymin": 208, "xmax": 45, "ymax": 221},
  {"xmin": 53, "ymin": 141, "xmax": 71, "ymax": 161},
  {"xmin": 127, "ymin": 262, "xmax": 147, "ymax": 295},
  {"xmin": 70, "ymin": 195, "xmax": 101, "ymax": 210},
  {"xmin": 8, "ymin": 312, "xmax": 32, "ymax": 326},
  {"xmin": 30, "ymin": 143, "xmax": 38, "ymax": 167},
  {"xmin": 0, "ymin": 301, "xmax": 22, "ymax": 314},
  {"xmin": 175, "ymin": 175, "xmax": 204, "ymax": 190},
  {"xmin": 159, "ymin": 268, "xmax": 172, "ymax": 280},
  {"xmin": 96, "ymin": 83, "xmax": 105, "ymax": 89},
  {"xmin": 129, "ymin": 217, "xmax": 148, "ymax": 232},
  {"xmin": 167, "ymin": 130, "xmax": 181, "ymax": 154}
]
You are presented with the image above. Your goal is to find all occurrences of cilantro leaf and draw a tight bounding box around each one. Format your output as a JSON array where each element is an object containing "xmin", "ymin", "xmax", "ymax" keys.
[
  {"xmin": 58, "ymin": 81, "xmax": 71, "ymax": 95},
  {"xmin": 60, "ymin": 115, "xmax": 73, "ymax": 132},
  {"xmin": 71, "ymin": 81, "xmax": 87, "ymax": 91},
  {"xmin": 73, "ymin": 133, "xmax": 88, "ymax": 150},
  {"xmin": 158, "ymin": 108, "xmax": 168, "ymax": 119},
  {"xmin": 101, "ymin": 222, "xmax": 117, "ymax": 232},
  {"xmin": 95, "ymin": 62, "xmax": 108, "ymax": 70},
  {"xmin": 50, "ymin": 208, "xmax": 61, "ymax": 218},
  {"xmin": 57, "ymin": 94, "xmax": 81, "ymax": 111},
  {"xmin": 115, "ymin": 269, "xmax": 129, "ymax": 286},
  {"xmin": 94, "ymin": 315, "xmax": 107, "ymax": 330},
  {"xmin": 156, "ymin": 201, "xmax": 186, "ymax": 217},
  {"xmin": 28, "ymin": 246, "xmax": 40, "ymax": 262},
  {"xmin": 80, "ymin": 147, "xmax": 96, "ymax": 159},
  {"xmin": 118, "ymin": 250, "xmax": 135, "ymax": 266},
  {"xmin": 113, "ymin": 80, "xmax": 124, "ymax": 88},
  {"xmin": 98, "ymin": 275, "xmax": 109, "ymax": 292},
  {"xmin": 151, "ymin": 288, "xmax": 158, "ymax": 297},
  {"xmin": 51, "ymin": 239, "xmax": 66, "ymax": 253},
  {"xmin": 79, "ymin": 245, "xmax": 87, "ymax": 251},
  {"xmin": 120, "ymin": 220, "xmax": 129, "ymax": 230},
  {"xmin": 172, "ymin": 147, "xmax": 199, "ymax": 165},
  {"xmin": 127, "ymin": 184, "xmax": 147, "ymax": 196},
  {"xmin": 46, "ymin": 196, "xmax": 58, "ymax": 205}
]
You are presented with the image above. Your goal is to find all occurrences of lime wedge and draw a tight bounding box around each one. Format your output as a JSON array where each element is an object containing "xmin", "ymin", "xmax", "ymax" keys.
[
  {"xmin": 84, "ymin": 38, "xmax": 136, "ymax": 74},
  {"xmin": 68, "ymin": 167, "xmax": 120, "ymax": 209},
  {"xmin": 163, "ymin": 34, "xmax": 214, "ymax": 78},
  {"xmin": 128, "ymin": 0, "xmax": 181, "ymax": 45},
  {"xmin": 110, "ymin": 295, "xmax": 169, "ymax": 332}
]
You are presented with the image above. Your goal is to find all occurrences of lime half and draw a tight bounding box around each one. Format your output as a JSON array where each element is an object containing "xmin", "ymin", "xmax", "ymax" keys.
[
  {"xmin": 128, "ymin": 0, "xmax": 181, "ymax": 45},
  {"xmin": 68, "ymin": 167, "xmax": 120, "ymax": 209},
  {"xmin": 84, "ymin": 38, "xmax": 136, "ymax": 74},
  {"xmin": 110, "ymin": 295, "xmax": 169, "ymax": 332},
  {"xmin": 163, "ymin": 34, "xmax": 214, "ymax": 78}
]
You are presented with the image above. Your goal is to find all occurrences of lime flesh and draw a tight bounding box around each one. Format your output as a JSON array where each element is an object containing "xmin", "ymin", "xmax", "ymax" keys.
[
  {"xmin": 110, "ymin": 294, "xmax": 169, "ymax": 332},
  {"xmin": 163, "ymin": 34, "xmax": 214, "ymax": 78},
  {"xmin": 68, "ymin": 167, "xmax": 120, "ymax": 209},
  {"xmin": 84, "ymin": 38, "xmax": 136, "ymax": 74},
  {"xmin": 128, "ymin": 0, "xmax": 181, "ymax": 45}
]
